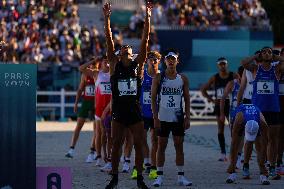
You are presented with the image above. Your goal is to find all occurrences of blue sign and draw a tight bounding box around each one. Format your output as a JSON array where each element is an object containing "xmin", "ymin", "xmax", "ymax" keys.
[{"xmin": 0, "ymin": 64, "xmax": 37, "ymax": 189}]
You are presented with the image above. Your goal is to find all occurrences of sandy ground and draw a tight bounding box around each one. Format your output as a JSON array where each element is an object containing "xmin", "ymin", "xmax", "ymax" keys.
[{"xmin": 36, "ymin": 121, "xmax": 284, "ymax": 189}]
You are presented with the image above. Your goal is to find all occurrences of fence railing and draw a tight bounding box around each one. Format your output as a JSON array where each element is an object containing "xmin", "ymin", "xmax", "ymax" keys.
[{"xmin": 37, "ymin": 89, "xmax": 216, "ymax": 121}]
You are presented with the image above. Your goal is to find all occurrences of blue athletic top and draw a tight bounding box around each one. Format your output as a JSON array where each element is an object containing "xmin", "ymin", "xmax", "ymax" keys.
[
  {"xmin": 230, "ymin": 79, "xmax": 240, "ymax": 120},
  {"xmin": 236, "ymin": 104, "xmax": 261, "ymax": 124},
  {"xmin": 252, "ymin": 65, "xmax": 280, "ymax": 112},
  {"xmin": 140, "ymin": 69, "xmax": 153, "ymax": 118}
]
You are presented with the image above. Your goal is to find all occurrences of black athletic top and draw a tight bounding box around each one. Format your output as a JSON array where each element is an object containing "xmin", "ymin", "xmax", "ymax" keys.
[
  {"xmin": 214, "ymin": 72, "xmax": 234, "ymax": 100},
  {"xmin": 110, "ymin": 60, "xmax": 142, "ymax": 112}
]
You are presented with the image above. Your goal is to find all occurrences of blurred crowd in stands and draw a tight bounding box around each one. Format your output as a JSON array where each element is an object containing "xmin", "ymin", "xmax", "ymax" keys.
[
  {"xmin": 130, "ymin": 0, "xmax": 269, "ymax": 29},
  {"xmin": 0, "ymin": 0, "xmax": 106, "ymax": 64},
  {"xmin": 0, "ymin": 0, "xmax": 270, "ymax": 65}
]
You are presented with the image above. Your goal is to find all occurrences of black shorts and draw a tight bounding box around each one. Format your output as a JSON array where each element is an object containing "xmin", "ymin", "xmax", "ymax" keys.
[
  {"xmin": 157, "ymin": 121, "xmax": 184, "ymax": 138},
  {"xmin": 143, "ymin": 117, "xmax": 154, "ymax": 130},
  {"xmin": 242, "ymin": 98, "xmax": 252, "ymax": 104},
  {"xmin": 262, "ymin": 112, "xmax": 280, "ymax": 126},
  {"xmin": 112, "ymin": 103, "xmax": 143, "ymax": 126},
  {"xmin": 214, "ymin": 100, "xmax": 230, "ymax": 117}
]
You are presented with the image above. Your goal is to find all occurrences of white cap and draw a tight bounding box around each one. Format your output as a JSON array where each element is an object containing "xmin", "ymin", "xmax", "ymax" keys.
[
  {"xmin": 244, "ymin": 120, "xmax": 259, "ymax": 142},
  {"xmin": 165, "ymin": 52, "xmax": 178, "ymax": 59},
  {"xmin": 217, "ymin": 59, "xmax": 228, "ymax": 64}
]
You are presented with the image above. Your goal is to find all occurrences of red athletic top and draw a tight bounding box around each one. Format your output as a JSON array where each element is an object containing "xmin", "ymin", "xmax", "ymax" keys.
[{"xmin": 83, "ymin": 76, "xmax": 95, "ymax": 100}]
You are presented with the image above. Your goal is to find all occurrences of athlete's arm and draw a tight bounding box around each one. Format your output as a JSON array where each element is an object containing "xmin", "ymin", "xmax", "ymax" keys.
[
  {"xmin": 103, "ymin": 2, "xmax": 118, "ymax": 75},
  {"xmin": 101, "ymin": 98, "xmax": 112, "ymax": 120},
  {"xmin": 220, "ymin": 80, "xmax": 234, "ymax": 122},
  {"xmin": 200, "ymin": 76, "xmax": 215, "ymax": 103},
  {"xmin": 236, "ymin": 71, "xmax": 247, "ymax": 106},
  {"xmin": 241, "ymin": 54, "xmax": 258, "ymax": 72},
  {"xmin": 273, "ymin": 55, "xmax": 284, "ymax": 75},
  {"xmin": 74, "ymin": 75, "xmax": 85, "ymax": 113},
  {"xmin": 181, "ymin": 74, "xmax": 190, "ymax": 129},
  {"xmin": 135, "ymin": 2, "xmax": 152, "ymax": 78},
  {"xmin": 79, "ymin": 58, "xmax": 99, "ymax": 78},
  {"xmin": 151, "ymin": 73, "xmax": 160, "ymax": 120}
]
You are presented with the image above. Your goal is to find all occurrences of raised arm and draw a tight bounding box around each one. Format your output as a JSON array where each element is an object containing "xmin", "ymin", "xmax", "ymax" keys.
[
  {"xmin": 79, "ymin": 58, "xmax": 99, "ymax": 78},
  {"xmin": 181, "ymin": 74, "xmax": 191, "ymax": 130},
  {"xmin": 103, "ymin": 3, "xmax": 118, "ymax": 74},
  {"xmin": 236, "ymin": 71, "xmax": 247, "ymax": 106},
  {"xmin": 220, "ymin": 80, "xmax": 234, "ymax": 122},
  {"xmin": 136, "ymin": 2, "xmax": 152, "ymax": 77},
  {"xmin": 200, "ymin": 76, "xmax": 215, "ymax": 103},
  {"xmin": 241, "ymin": 54, "xmax": 258, "ymax": 72}
]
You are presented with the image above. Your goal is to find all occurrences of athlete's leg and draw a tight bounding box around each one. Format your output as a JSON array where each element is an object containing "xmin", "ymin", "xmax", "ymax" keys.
[
  {"xmin": 95, "ymin": 120, "xmax": 103, "ymax": 158},
  {"xmin": 70, "ymin": 117, "xmax": 85, "ymax": 148},
  {"xmin": 227, "ymin": 123, "xmax": 242, "ymax": 173},
  {"xmin": 124, "ymin": 128, "xmax": 133, "ymax": 160},
  {"xmin": 267, "ymin": 125, "xmax": 280, "ymax": 168},
  {"xmin": 111, "ymin": 120, "xmax": 126, "ymax": 174},
  {"xmin": 143, "ymin": 129, "xmax": 150, "ymax": 165},
  {"xmin": 129, "ymin": 121, "xmax": 145, "ymax": 175},
  {"xmin": 150, "ymin": 128, "xmax": 158, "ymax": 167},
  {"xmin": 173, "ymin": 136, "xmax": 184, "ymax": 166},
  {"xmin": 217, "ymin": 116, "xmax": 226, "ymax": 157}
]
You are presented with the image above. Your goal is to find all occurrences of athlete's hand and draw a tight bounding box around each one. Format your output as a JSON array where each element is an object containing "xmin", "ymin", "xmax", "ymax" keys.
[
  {"xmin": 154, "ymin": 118, "xmax": 160, "ymax": 129},
  {"xmin": 74, "ymin": 103, "xmax": 78, "ymax": 113},
  {"xmin": 184, "ymin": 117, "xmax": 190, "ymax": 130},
  {"xmin": 146, "ymin": 1, "xmax": 153, "ymax": 17},
  {"xmin": 101, "ymin": 109, "xmax": 108, "ymax": 120},
  {"xmin": 103, "ymin": 3, "xmax": 111, "ymax": 17}
]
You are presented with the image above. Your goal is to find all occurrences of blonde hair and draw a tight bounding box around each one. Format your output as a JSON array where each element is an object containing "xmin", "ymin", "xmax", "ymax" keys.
[{"xmin": 147, "ymin": 51, "xmax": 162, "ymax": 60}]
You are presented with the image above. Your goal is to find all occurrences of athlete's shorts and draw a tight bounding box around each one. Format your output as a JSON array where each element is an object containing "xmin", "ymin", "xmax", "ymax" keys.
[
  {"xmin": 78, "ymin": 99, "xmax": 94, "ymax": 118},
  {"xmin": 143, "ymin": 117, "xmax": 154, "ymax": 130},
  {"xmin": 242, "ymin": 98, "xmax": 251, "ymax": 104},
  {"xmin": 112, "ymin": 103, "xmax": 143, "ymax": 126},
  {"xmin": 262, "ymin": 111, "xmax": 280, "ymax": 126},
  {"xmin": 103, "ymin": 115, "xmax": 112, "ymax": 135},
  {"xmin": 157, "ymin": 121, "xmax": 184, "ymax": 138},
  {"xmin": 214, "ymin": 100, "xmax": 230, "ymax": 117}
]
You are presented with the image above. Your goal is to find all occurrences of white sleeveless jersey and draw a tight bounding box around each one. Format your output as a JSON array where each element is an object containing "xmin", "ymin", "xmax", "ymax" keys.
[
  {"xmin": 158, "ymin": 74, "xmax": 184, "ymax": 122},
  {"xmin": 95, "ymin": 71, "xmax": 111, "ymax": 95},
  {"xmin": 243, "ymin": 70, "xmax": 253, "ymax": 100}
]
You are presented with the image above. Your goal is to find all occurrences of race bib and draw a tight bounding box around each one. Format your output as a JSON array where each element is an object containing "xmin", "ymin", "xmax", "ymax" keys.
[
  {"xmin": 257, "ymin": 80, "xmax": 274, "ymax": 94},
  {"xmin": 143, "ymin": 91, "xmax": 151, "ymax": 104},
  {"xmin": 99, "ymin": 82, "xmax": 111, "ymax": 94},
  {"xmin": 85, "ymin": 85, "xmax": 95, "ymax": 96},
  {"xmin": 279, "ymin": 83, "xmax": 284, "ymax": 95},
  {"xmin": 160, "ymin": 95, "xmax": 181, "ymax": 109},
  {"xmin": 216, "ymin": 88, "xmax": 224, "ymax": 99},
  {"xmin": 118, "ymin": 78, "xmax": 137, "ymax": 96}
]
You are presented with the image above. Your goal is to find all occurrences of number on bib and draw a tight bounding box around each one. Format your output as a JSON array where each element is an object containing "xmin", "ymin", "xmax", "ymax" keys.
[
  {"xmin": 118, "ymin": 78, "xmax": 137, "ymax": 96},
  {"xmin": 257, "ymin": 81, "xmax": 274, "ymax": 94},
  {"xmin": 85, "ymin": 85, "xmax": 95, "ymax": 96},
  {"xmin": 99, "ymin": 82, "xmax": 111, "ymax": 94},
  {"xmin": 160, "ymin": 95, "xmax": 181, "ymax": 109},
  {"xmin": 216, "ymin": 88, "xmax": 224, "ymax": 99},
  {"xmin": 143, "ymin": 92, "xmax": 151, "ymax": 104}
]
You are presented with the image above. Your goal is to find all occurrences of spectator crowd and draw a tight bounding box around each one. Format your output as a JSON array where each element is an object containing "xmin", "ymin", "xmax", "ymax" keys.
[{"xmin": 129, "ymin": 0, "xmax": 270, "ymax": 30}]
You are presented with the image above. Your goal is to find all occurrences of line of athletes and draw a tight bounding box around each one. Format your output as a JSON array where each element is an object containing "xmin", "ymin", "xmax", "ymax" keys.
[
  {"xmin": 201, "ymin": 47, "xmax": 284, "ymax": 185},
  {"xmin": 63, "ymin": 2, "xmax": 284, "ymax": 188},
  {"xmin": 65, "ymin": 46, "xmax": 284, "ymax": 187}
]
